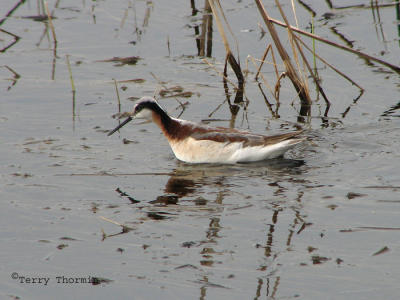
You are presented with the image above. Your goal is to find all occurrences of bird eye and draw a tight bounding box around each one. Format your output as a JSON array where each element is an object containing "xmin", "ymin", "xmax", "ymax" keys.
[{"xmin": 135, "ymin": 104, "xmax": 142, "ymax": 112}]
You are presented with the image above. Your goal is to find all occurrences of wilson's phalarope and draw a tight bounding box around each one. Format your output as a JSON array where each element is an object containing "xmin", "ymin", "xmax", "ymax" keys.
[{"xmin": 108, "ymin": 96, "xmax": 305, "ymax": 164}]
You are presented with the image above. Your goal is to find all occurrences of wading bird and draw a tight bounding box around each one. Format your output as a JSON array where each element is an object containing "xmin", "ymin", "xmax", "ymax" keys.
[{"xmin": 108, "ymin": 97, "xmax": 304, "ymax": 164}]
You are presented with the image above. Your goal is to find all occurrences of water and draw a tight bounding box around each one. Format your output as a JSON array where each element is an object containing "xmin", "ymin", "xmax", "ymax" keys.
[{"xmin": 1, "ymin": 0, "xmax": 400, "ymax": 299}]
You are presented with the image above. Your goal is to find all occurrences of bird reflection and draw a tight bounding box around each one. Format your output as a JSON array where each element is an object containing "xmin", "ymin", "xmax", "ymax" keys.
[
  {"xmin": 111, "ymin": 157, "xmax": 308, "ymax": 299},
  {"xmin": 162, "ymin": 158, "xmax": 305, "ymax": 200}
]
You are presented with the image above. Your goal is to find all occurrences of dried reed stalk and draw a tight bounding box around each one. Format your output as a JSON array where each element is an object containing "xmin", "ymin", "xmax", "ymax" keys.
[
  {"xmin": 0, "ymin": 28, "xmax": 20, "ymax": 53},
  {"xmin": 44, "ymin": 1, "xmax": 57, "ymax": 43},
  {"xmin": 0, "ymin": 0, "xmax": 26, "ymax": 26},
  {"xmin": 255, "ymin": 0, "xmax": 311, "ymax": 105},
  {"xmin": 113, "ymin": 79, "xmax": 121, "ymax": 113},
  {"xmin": 208, "ymin": 0, "xmax": 244, "ymax": 100},
  {"xmin": 99, "ymin": 216, "xmax": 132, "ymax": 233},
  {"xmin": 255, "ymin": 44, "xmax": 279, "ymax": 81},
  {"xmin": 66, "ymin": 55, "xmax": 76, "ymax": 117},
  {"xmin": 274, "ymin": 0, "xmax": 330, "ymax": 107},
  {"xmin": 202, "ymin": 58, "xmax": 238, "ymax": 89},
  {"xmin": 268, "ymin": 15, "xmax": 400, "ymax": 73},
  {"xmin": 248, "ymin": 55, "xmax": 279, "ymax": 102},
  {"xmin": 66, "ymin": 55, "xmax": 75, "ymax": 92},
  {"xmin": 295, "ymin": 36, "xmax": 364, "ymax": 92}
]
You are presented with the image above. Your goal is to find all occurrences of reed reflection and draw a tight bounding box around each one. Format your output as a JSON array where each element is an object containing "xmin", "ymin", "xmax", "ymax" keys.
[{"xmin": 191, "ymin": 0, "xmax": 213, "ymax": 57}]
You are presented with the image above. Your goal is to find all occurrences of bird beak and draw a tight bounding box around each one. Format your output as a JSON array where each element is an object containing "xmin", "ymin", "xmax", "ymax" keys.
[{"xmin": 107, "ymin": 116, "xmax": 133, "ymax": 136}]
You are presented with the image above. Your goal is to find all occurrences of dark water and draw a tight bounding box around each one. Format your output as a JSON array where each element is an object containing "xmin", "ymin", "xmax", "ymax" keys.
[{"xmin": 1, "ymin": 0, "xmax": 400, "ymax": 299}]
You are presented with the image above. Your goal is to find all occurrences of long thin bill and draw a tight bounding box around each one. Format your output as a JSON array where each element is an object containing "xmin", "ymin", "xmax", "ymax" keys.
[{"xmin": 107, "ymin": 117, "xmax": 133, "ymax": 136}]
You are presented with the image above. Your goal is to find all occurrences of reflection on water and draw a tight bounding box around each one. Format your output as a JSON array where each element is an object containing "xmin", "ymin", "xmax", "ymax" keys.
[
  {"xmin": 112, "ymin": 158, "xmax": 305, "ymax": 208},
  {"xmin": 113, "ymin": 158, "xmax": 308, "ymax": 298},
  {"xmin": 397, "ymin": 1, "xmax": 400, "ymax": 47},
  {"xmin": 190, "ymin": 0, "xmax": 213, "ymax": 57},
  {"xmin": 381, "ymin": 101, "xmax": 400, "ymax": 118},
  {"xmin": 163, "ymin": 158, "xmax": 305, "ymax": 199},
  {"xmin": 171, "ymin": 159, "xmax": 308, "ymax": 298}
]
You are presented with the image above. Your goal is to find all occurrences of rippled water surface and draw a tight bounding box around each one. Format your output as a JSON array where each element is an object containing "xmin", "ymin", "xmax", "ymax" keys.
[{"xmin": 1, "ymin": 0, "xmax": 400, "ymax": 299}]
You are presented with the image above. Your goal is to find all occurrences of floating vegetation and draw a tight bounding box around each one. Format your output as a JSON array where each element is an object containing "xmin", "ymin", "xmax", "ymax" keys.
[
  {"xmin": 372, "ymin": 246, "xmax": 390, "ymax": 256},
  {"xmin": 311, "ymin": 255, "xmax": 330, "ymax": 264},
  {"xmin": 146, "ymin": 211, "xmax": 173, "ymax": 220},
  {"xmin": 22, "ymin": 138, "xmax": 58, "ymax": 146},
  {"xmin": 99, "ymin": 216, "xmax": 133, "ymax": 240},
  {"xmin": 117, "ymin": 78, "xmax": 146, "ymax": 84},
  {"xmin": 149, "ymin": 195, "xmax": 179, "ymax": 205},
  {"xmin": 56, "ymin": 244, "xmax": 68, "ymax": 250},
  {"xmin": 90, "ymin": 277, "xmax": 113, "ymax": 286},
  {"xmin": 11, "ymin": 172, "xmax": 32, "ymax": 178},
  {"xmin": 115, "ymin": 187, "xmax": 140, "ymax": 204},
  {"xmin": 159, "ymin": 86, "xmax": 193, "ymax": 98},
  {"xmin": 346, "ymin": 192, "xmax": 366, "ymax": 199},
  {"xmin": 2, "ymin": 65, "xmax": 20, "ymax": 90},
  {"xmin": 96, "ymin": 56, "xmax": 141, "ymax": 66},
  {"xmin": 181, "ymin": 241, "xmax": 197, "ymax": 248}
]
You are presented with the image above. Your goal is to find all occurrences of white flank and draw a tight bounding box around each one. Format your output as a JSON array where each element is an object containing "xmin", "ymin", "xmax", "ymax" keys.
[{"xmin": 169, "ymin": 137, "xmax": 303, "ymax": 164}]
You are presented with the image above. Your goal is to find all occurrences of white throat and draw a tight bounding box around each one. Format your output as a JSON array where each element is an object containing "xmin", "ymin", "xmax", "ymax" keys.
[{"xmin": 134, "ymin": 108, "xmax": 153, "ymax": 121}]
